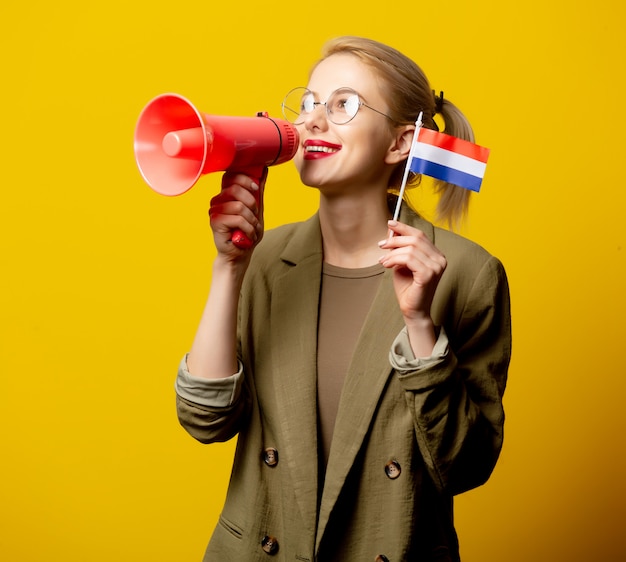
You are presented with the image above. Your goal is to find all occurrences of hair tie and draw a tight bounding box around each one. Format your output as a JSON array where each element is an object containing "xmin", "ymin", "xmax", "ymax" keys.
[{"xmin": 433, "ymin": 90, "xmax": 444, "ymax": 115}]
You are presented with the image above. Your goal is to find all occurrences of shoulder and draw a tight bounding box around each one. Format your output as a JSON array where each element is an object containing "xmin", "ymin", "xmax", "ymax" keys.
[
  {"xmin": 404, "ymin": 210, "xmax": 508, "ymax": 293},
  {"xmin": 433, "ymin": 226, "xmax": 496, "ymax": 265},
  {"xmin": 435, "ymin": 226, "xmax": 508, "ymax": 289},
  {"xmin": 256, "ymin": 221, "xmax": 306, "ymax": 254},
  {"xmin": 403, "ymin": 207, "xmax": 502, "ymax": 271},
  {"xmin": 243, "ymin": 215, "xmax": 322, "ymax": 290},
  {"xmin": 251, "ymin": 214, "xmax": 322, "ymax": 267},
  {"xmin": 428, "ymin": 228, "xmax": 510, "ymax": 335}
]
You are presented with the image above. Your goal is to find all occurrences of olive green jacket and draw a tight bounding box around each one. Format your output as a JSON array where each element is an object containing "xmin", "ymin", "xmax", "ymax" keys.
[{"xmin": 176, "ymin": 208, "xmax": 511, "ymax": 562}]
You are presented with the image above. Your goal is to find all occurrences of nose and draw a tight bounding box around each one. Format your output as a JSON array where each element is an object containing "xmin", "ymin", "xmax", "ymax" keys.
[{"xmin": 302, "ymin": 102, "xmax": 329, "ymax": 130}]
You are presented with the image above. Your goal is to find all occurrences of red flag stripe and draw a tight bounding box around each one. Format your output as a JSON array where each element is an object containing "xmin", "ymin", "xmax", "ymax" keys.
[{"xmin": 418, "ymin": 128, "xmax": 490, "ymax": 164}]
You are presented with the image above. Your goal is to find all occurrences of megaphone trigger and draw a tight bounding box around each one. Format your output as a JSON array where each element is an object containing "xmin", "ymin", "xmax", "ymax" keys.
[{"xmin": 133, "ymin": 93, "xmax": 299, "ymax": 247}]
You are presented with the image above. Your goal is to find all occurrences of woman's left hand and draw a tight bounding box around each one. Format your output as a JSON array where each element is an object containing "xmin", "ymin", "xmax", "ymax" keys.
[{"xmin": 378, "ymin": 220, "xmax": 447, "ymax": 325}]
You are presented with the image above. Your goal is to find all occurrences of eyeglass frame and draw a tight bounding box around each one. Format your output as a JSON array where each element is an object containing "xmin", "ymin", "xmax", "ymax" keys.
[{"xmin": 281, "ymin": 86, "xmax": 397, "ymax": 125}]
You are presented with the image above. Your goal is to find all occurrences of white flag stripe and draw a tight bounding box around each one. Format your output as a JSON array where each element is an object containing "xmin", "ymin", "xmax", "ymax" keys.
[{"xmin": 413, "ymin": 142, "xmax": 487, "ymax": 178}]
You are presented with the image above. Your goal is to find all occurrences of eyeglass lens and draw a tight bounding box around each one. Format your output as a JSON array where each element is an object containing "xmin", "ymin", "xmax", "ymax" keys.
[{"xmin": 282, "ymin": 88, "xmax": 362, "ymax": 125}]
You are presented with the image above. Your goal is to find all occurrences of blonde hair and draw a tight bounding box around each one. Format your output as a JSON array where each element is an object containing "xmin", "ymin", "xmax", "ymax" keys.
[{"xmin": 318, "ymin": 36, "xmax": 477, "ymax": 228}]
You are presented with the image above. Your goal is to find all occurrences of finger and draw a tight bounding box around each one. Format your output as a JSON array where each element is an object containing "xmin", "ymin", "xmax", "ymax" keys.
[
  {"xmin": 380, "ymin": 225, "xmax": 446, "ymax": 265},
  {"xmin": 380, "ymin": 245, "xmax": 446, "ymax": 277},
  {"xmin": 210, "ymin": 199, "xmax": 261, "ymax": 238},
  {"xmin": 221, "ymin": 171, "xmax": 261, "ymax": 193},
  {"xmin": 381, "ymin": 221, "xmax": 429, "ymax": 246},
  {"xmin": 210, "ymin": 184, "xmax": 258, "ymax": 216},
  {"xmin": 385, "ymin": 219, "xmax": 414, "ymax": 237},
  {"xmin": 209, "ymin": 184, "xmax": 261, "ymax": 238}
]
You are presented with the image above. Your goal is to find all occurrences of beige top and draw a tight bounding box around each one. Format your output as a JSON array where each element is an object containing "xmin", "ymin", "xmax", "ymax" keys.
[{"xmin": 316, "ymin": 262, "xmax": 385, "ymax": 467}]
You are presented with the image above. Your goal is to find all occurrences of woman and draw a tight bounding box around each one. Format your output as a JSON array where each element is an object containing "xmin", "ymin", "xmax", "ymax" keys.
[{"xmin": 175, "ymin": 36, "xmax": 511, "ymax": 561}]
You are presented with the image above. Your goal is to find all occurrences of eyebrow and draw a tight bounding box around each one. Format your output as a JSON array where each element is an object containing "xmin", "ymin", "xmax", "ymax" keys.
[{"xmin": 306, "ymin": 87, "xmax": 366, "ymax": 100}]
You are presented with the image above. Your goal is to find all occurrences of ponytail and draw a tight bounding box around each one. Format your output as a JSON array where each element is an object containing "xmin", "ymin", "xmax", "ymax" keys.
[{"xmin": 431, "ymin": 94, "xmax": 475, "ymax": 229}]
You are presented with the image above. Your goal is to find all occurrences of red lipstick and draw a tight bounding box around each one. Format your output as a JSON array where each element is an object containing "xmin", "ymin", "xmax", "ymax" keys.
[{"xmin": 302, "ymin": 139, "xmax": 342, "ymax": 160}]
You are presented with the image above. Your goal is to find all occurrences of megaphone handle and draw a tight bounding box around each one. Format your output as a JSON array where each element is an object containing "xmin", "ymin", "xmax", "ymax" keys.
[
  {"xmin": 231, "ymin": 230, "xmax": 253, "ymax": 249},
  {"xmin": 230, "ymin": 166, "xmax": 267, "ymax": 250}
]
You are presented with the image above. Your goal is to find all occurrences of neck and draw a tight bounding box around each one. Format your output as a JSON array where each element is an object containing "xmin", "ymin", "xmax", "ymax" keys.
[{"xmin": 318, "ymin": 190, "xmax": 391, "ymax": 268}]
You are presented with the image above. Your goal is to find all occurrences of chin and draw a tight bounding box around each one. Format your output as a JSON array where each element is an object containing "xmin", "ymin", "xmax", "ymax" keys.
[
  {"xmin": 299, "ymin": 176, "xmax": 322, "ymax": 189},
  {"xmin": 297, "ymin": 166, "xmax": 323, "ymax": 189}
]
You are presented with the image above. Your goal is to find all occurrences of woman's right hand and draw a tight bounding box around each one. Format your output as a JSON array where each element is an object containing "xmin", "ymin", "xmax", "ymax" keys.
[{"xmin": 208, "ymin": 169, "xmax": 267, "ymax": 259}]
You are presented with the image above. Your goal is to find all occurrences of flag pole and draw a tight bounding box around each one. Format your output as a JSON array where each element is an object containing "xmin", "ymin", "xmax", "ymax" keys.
[{"xmin": 391, "ymin": 112, "xmax": 423, "ymax": 222}]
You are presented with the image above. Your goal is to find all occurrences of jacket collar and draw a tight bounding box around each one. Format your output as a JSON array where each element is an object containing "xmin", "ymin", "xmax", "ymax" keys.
[{"xmin": 277, "ymin": 202, "xmax": 435, "ymax": 265}]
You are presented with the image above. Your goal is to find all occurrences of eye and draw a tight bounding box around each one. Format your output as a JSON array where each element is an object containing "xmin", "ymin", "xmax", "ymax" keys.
[
  {"xmin": 330, "ymin": 90, "xmax": 360, "ymax": 118},
  {"xmin": 301, "ymin": 92, "xmax": 316, "ymax": 113},
  {"xmin": 343, "ymin": 95, "xmax": 360, "ymax": 117}
]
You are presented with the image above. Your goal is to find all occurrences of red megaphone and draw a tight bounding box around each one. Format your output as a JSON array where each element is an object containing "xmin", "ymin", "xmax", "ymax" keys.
[{"xmin": 134, "ymin": 93, "xmax": 300, "ymax": 248}]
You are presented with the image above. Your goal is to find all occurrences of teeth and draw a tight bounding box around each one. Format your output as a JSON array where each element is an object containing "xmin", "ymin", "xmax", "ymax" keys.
[{"xmin": 305, "ymin": 145, "xmax": 338, "ymax": 153}]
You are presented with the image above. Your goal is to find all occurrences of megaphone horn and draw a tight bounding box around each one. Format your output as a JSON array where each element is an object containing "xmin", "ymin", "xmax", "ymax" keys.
[{"xmin": 133, "ymin": 93, "xmax": 300, "ymax": 248}]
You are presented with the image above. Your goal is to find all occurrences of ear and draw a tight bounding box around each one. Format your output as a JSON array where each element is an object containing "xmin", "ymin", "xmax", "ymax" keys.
[{"xmin": 385, "ymin": 125, "xmax": 415, "ymax": 165}]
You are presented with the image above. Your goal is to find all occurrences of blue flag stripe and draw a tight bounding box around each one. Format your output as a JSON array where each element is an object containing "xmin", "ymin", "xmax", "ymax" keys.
[{"xmin": 409, "ymin": 157, "xmax": 483, "ymax": 192}]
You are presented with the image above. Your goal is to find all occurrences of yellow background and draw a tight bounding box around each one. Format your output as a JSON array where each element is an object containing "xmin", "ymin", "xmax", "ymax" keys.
[{"xmin": 1, "ymin": 0, "xmax": 624, "ymax": 560}]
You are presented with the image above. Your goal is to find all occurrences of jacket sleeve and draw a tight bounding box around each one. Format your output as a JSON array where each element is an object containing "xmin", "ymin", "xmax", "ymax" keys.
[
  {"xmin": 390, "ymin": 256, "xmax": 511, "ymax": 495},
  {"xmin": 175, "ymin": 355, "xmax": 251, "ymax": 444}
]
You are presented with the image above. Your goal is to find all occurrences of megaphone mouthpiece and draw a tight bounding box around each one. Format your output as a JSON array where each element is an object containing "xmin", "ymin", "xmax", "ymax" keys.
[{"xmin": 161, "ymin": 128, "xmax": 205, "ymax": 159}]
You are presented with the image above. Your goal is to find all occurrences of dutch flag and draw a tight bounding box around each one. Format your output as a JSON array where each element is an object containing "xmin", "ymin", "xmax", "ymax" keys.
[{"xmin": 409, "ymin": 127, "xmax": 490, "ymax": 193}]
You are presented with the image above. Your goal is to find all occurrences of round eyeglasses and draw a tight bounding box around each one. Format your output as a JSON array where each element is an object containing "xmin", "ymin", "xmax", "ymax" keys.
[{"xmin": 281, "ymin": 87, "xmax": 395, "ymax": 125}]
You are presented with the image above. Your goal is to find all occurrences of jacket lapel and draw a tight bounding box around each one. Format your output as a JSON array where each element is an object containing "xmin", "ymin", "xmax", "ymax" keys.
[
  {"xmin": 315, "ymin": 269, "xmax": 405, "ymax": 547},
  {"xmin": 269, "ymin": 216, "xmax": 323, "ymax": 536}
]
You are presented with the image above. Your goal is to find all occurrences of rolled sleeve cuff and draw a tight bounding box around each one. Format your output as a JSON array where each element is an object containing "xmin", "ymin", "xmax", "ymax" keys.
[
  {"xmin": 174, "ymin": 354, "xmax": 244, "ymax": 408},
  {"xmin": 389, "ymin": 326, "xmax": 449, "ymax": 373}
]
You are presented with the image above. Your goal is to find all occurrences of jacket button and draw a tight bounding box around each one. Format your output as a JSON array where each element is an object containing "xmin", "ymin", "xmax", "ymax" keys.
[
  {"xmin": 263, "ymin": 448, "xmax": 279, "ymax": 467},
  {"xmin": 384, "ymin": 460, "xmax": 401, "ymax": 479},
  {"xmin": 375, "ymin": 556, "xmax": 390, "ymax": 562},
  {"xmin": 261, "ymin": 535, "xmax": 279, "ymax": 555}
]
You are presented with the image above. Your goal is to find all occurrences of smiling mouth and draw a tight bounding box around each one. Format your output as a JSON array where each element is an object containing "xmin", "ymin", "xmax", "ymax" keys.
[
  {"xmin": 303, "ymin": 141, "xmax": 342, "ymax": 156},
  {"xmin": 305, "ymin": 145, "xmax": 339, "ymax": 153}
]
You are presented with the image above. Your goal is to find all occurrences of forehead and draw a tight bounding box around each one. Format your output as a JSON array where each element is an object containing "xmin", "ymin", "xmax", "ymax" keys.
[{"xmin": 307, "ymin": 54, "xmax": 383, "ymax": 99}]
